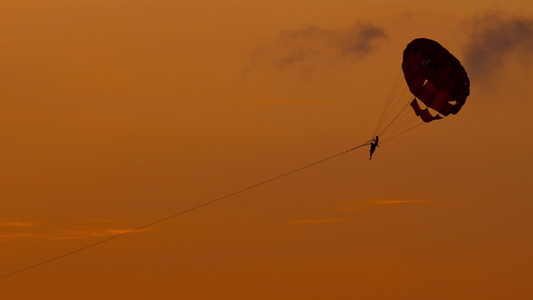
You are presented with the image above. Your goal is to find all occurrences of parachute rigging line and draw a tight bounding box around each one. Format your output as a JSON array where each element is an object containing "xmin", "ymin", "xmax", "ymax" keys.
[
  {"xmin": 373, "ymin": 69, "xmax": 403, "ymax": 137},
  {"xmin": 380, "ymin": 122, "xmax": 424, "ymax": 144},
  {"xmin": 373, "ymin": 71, "xmax": 419, "ymax": 141},
  {"xmin": 377, "ymin": 99, "xmax": 413, "ymax": 137},
  {"xmin": 382, "ymin": 80, "xmax": 410, "ymax": 127},
  {"xmin": 0, "ymin": 140, "xmax": 372, "ymax": 281}
]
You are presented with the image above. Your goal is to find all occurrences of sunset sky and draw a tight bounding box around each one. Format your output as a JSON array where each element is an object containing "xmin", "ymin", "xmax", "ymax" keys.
[{"xmin": 2, "ymin": 1, "xmax": 533, "ymax": 299}]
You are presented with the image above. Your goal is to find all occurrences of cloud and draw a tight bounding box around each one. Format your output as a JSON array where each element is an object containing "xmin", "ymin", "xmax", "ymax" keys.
[
  {"xmin": 339, "ymin": 23, "xmax": 387, "ymax": 55},
  {"xmin": 278, "ymin": 22, "xmax": 387, "ymax": 67},
  {"xmin": 0, "ymin": 228, "xmax": 144, "ymax": 242},
  {"xmin": 370, "ymin": 200, "xmax": 430, "ymax": 205},
  {"xmin": 288, "ymin": 219, "xmax": 348, "ymax": 224},
  {"xmin": 242, "ymin": 98, "xmax": 331, "ymax": 104},
  {"xmin": 278, "ymin": 25, "xmax": 329, "ymax": 67},
  {"xmin": 0, "ymin": 219, "xmax": 147, "ymax": 242},
  {"xmin": 463, "ymin": 11, "xmax": 533, "ymax": 84},
  {"xmin": 242, "ymin": 22, "xmax": 387, "ymax": 78},
  {"xmin": 289, "ymin": 200, "xmax": 431, "ymax": 223},
  {"xmin": 0, "ymin": 233, "xmax": 49, "ymax": 242},
  {"xmin": 0, "ymin": 219, "xmax": 34, "ymax": 228},
  {"xmin": 333, "ymin": 199, "xmax": 432, "ymax": 212},
  {"xmin": 52, "ymin": 227, "xmax": 145, "ymax": 240}
]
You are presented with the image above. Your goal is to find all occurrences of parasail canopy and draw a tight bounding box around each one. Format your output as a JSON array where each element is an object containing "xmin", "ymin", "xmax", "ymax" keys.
[{"xmin": 402, "ymin": 38, "xmax": 470, "ymax": 122}]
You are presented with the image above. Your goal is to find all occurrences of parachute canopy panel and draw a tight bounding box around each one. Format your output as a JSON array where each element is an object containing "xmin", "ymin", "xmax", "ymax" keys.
[{"xmin": 402, "ymin": 38, "xmax": 470, "ymax": 122}]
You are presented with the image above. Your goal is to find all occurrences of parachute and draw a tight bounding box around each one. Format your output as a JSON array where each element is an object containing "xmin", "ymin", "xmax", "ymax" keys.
[
  {"xmin": 373, "ymin": 38, "xmax": 470, "ymax": 142},
  {"xmin": 402, "ymin": 38, "xmax": 470, "ymax": 122}
]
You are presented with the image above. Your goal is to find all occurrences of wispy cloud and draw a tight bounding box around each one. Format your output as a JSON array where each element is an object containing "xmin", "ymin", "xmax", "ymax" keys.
[
  {"xmin": 0, "ymin": 227, "xmax": 146, "ymax": 242},
  {"xmin": 370, "ymin": 200, "xmax": 431, "ymax": 205},
  {"xmin": 242, "ymin": 98, "xmax": 331, "ymax": 104},
  {"xmin": 53, "ymin": 227, "xmax": 146, "ymax": 240},
  {"xmin": 0, "ymin": 218, "xmax": 34, "ymax": 228},
  {"xmin": 290, "ymin": 200, "xmax": 431, "ymax": 224},
  {"xmin": 288, "ymin": 219, "xmax": 348, "ymax": 224},
  {"xmin": 339, "ymin": 23, "xmax": 387, "ymax": 55},
  {"xmin": 0, "ymin": 218, "xmax": 148, "ymax": 242},
  {"xmin": 242, "ymin": 21, "xmax": 387, "ymax": 78},
  {"xmin": 0, "ymin": 233, "xmax": 49, "ymax": 243},
  {"xmin": 463, "ymin": 11, "xmax": 533, "ymax": 85},
  {"xmin": 333, "ymin": 199, "xmax": 432, "ymax": 212}
]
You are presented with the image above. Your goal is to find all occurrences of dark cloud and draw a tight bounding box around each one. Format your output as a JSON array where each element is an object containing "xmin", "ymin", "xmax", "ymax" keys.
[
  {"xmin": 463, "ymin": 12, "xmax": 533, "ymax": 84},
  {"xmin": 340, "ymin": 23, "xmax": 387, "ymax": 55},
  {"xmin": 280, "ymin": 25, "xmax": 331, "ymax": 40},
  {"xmin": 242, "ymin": 22, "xmax": 387, "ymax": 78},
  {"xmin": 279, "ymin": 22, "xmax": 387, "ymax": 66}
]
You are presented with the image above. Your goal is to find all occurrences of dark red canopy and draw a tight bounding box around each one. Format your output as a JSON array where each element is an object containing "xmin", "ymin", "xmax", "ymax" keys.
[{"xmin": 402, "ymin": 38, "xmax": 470, "ymax": 122}]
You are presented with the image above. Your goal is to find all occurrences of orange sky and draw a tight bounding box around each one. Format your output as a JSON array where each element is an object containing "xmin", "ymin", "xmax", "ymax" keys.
[{"xmin": 2, "ymin": 1, "xmax": 533, "ymax": 299}]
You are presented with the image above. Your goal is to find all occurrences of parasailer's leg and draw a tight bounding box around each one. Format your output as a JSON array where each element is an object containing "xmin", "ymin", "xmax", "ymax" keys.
[{"xmin": 369, "ymin": 136, "xmax": 378, "ymax": 160}]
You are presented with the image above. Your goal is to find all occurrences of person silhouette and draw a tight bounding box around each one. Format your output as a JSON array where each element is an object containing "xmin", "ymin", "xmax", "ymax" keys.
[{"xmin": 369, "ymin": 136, "xmax": 379, "ymax": 160}]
